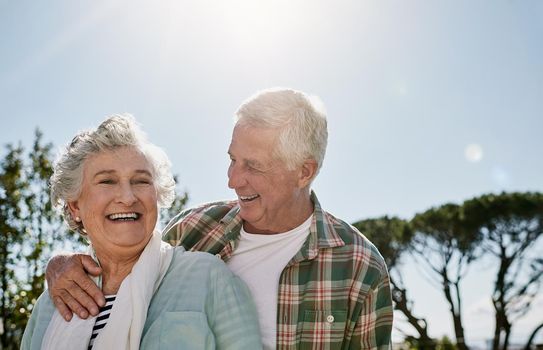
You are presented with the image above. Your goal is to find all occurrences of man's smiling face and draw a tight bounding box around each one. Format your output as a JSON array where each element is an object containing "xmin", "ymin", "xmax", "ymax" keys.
[{"xmin": 227, "ymin": 124, "xmax": 308, "ymax": 234}]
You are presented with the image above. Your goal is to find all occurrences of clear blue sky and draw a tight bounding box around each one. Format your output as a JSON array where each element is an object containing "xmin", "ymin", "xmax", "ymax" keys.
[{"xmin": 1, "ymin": 0, "xmax": 542, "ymax": 346}]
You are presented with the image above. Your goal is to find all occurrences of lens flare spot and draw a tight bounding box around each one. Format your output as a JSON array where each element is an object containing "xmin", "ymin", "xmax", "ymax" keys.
[
  {"xmin": 491, "ymin": 166, "xmax": 510, "ymax": 187},
  {"xmin": 465, "ymin": 144, "xmax": 483, "ymax": 163}
]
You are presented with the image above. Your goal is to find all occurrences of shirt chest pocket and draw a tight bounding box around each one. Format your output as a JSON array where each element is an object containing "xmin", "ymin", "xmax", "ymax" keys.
[
  {"xmin": 158, "ymin": 311, "xmax": 215, "ymax": 350},
  {"xmin": 299, "ymin": 310, "xmax": 347, "ymax": 350}
]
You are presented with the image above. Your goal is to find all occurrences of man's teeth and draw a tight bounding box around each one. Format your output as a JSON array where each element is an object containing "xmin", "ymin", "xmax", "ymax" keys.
[
  {"xmin": 240, "ymin": 194, "xmax": 259, "ymax": 201},
  {"xmin": 108, "ymin": 213, "xmax": 139, "ymax": 220}
]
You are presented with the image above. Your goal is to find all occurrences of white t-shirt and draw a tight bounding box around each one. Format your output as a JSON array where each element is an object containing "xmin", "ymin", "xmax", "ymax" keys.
[{"xmin": 226, "ymin": 215, "xmax": 313, "ymax": 350}]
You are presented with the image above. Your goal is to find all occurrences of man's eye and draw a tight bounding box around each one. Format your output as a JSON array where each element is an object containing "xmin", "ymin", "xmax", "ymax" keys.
[
  {"xmin": 248, "ymin": 166, "xmax": 262, "ymax": 173},
  {"xmin": 99, "ymin": 179, "xmax": 115, "ymax": 184}
]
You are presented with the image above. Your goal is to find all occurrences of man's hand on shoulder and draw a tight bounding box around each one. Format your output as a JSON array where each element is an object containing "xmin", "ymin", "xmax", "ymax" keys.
[{"xmin": 45, "ymin": 253, "xmax": 105, "ymax": 321}]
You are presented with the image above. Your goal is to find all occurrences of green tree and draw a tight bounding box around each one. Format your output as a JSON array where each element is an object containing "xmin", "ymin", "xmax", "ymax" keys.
[
  {"xmin": 410, "ymin": 204, "xmax": 481, "ymax": 350},
  {"xmin": 436, "ymin": 335, "xmax": 457, "ymax": 350},
  {"xmin": 159, "ymin": 176, "xmax": 189, "ymax": 228},
  {"xmin": 463, "ymin": 192, "xmax": 543, "ymax": 350},
  {"xmin": 0, "ymin": 144, "xmax": 26, "ymax": 349},
  {"xmin": 0, "ymin": 130, "xmax": 85, "ymax": 349},
  {"xmin": 353, "ymin": 217, "xmax": 436, "ymax": 349}
]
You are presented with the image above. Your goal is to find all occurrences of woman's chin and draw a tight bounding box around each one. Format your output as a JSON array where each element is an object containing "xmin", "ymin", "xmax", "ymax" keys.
[{"xmin": 90, "ymin": 231, "xmax": 153, "ymax": 256}]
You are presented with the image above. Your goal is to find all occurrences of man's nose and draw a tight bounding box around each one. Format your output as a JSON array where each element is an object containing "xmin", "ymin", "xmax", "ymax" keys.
[{"xmin": 227, "ymin": 164, "xmax": 247, "ymax": 189}]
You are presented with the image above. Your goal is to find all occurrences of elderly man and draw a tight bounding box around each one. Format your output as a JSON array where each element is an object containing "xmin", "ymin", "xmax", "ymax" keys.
[{"xmin": 47, "ymin": 88, "xmax": 393, "ymax": 349}]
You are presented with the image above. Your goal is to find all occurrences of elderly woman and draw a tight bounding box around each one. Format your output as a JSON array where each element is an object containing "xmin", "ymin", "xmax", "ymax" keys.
[{"xmin": 22, "ymin": 115, "xmax": 261, "ymax": 349}]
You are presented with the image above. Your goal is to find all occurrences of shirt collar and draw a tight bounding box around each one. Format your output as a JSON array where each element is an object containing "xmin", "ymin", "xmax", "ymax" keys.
[
  {"xmin": 288, "ymin": 191, "xmax": 345, "ymax": 264},
  {"xmin": 219, "ymin": 191, "xmax": 346, "ymax": 262}
]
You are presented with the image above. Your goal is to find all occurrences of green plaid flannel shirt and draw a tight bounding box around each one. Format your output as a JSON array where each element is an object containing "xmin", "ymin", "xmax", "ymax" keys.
[{"xmin": 163, "ymin": 192, "xmax": 393, "ymax": 350}]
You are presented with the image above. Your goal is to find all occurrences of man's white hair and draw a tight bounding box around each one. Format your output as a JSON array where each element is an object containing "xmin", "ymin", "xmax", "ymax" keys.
[{"xmin": 234, "ymin": 88, "xmax": 328, "ymax": 176}]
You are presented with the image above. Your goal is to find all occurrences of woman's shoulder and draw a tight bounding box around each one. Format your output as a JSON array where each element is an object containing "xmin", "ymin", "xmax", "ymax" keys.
[
  {"xmin": 29, "ymin": 290, "xmax": 56, "ymax": 318},
  {"xmin": 149, "ymin": 248, "xmax": 236, "ymax": 313},
  {"xmin": 21, "ymin": 291, "xmax": 56, "ymax": 349},
  {"xmin": 172, "ymin": 246, "xmax": 223, "ymax": 263},
  {"xmin": 166, "ymin": 247, "xmax": 233, "ymax": 280}
]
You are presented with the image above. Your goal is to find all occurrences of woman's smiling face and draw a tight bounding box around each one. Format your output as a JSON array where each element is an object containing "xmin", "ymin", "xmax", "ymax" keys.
[{"xmin": 68, "ymin": 146, "xmax": 158, "ymax": 258}]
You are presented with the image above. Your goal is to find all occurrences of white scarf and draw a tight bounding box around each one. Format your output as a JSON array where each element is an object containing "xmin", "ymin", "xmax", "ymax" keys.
[{"xmin": 41, "ymin": 230, "xmax": 174, "ymax": 350}]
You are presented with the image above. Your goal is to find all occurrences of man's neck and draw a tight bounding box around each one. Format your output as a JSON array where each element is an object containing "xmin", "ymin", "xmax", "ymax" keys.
[{"xmin": 243, "ymin": 191, "xmax": 314, "ymax": 235}]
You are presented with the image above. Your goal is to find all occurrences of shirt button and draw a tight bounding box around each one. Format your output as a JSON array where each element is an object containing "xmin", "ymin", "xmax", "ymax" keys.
[
  {"xmin": 326, "ymin": 315, "xmax": 334, "ymax": 323},
  {"xmin": 215, "ymin": 254, "xmax": 222, "ymax": 260}
]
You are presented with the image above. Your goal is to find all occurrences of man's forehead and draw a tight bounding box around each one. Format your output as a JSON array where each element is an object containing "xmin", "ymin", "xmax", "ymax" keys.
[{"xmin": 228, "ymin": 147, "xmax": 266, "ymax": 165}]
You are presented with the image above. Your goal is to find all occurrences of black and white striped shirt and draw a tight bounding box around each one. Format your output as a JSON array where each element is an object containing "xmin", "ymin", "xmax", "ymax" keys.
[{"xmin": 88, "ymin": 295, "xmax": 116, "ymax": 350}]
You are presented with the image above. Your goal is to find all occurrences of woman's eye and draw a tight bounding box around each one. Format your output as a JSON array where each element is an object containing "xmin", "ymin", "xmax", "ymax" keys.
[{"xmin": 134, "ymin": 179, "xmax": 152, "ymax": 185}]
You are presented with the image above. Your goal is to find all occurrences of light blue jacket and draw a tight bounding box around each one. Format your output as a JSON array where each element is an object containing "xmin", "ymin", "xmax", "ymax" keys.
[{"xmin": 22, "ymin": 248, "xmax": 262, "ymax": 349}]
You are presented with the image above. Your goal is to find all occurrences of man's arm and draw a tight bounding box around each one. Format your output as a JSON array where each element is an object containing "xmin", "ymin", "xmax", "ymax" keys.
[
  {"xmin": 45, "ymin": 253, "xmax": 105, "ymax": 321},
  {"xmin": 347, "ymin": 272, "xmax": 394, "ymax": 349}
]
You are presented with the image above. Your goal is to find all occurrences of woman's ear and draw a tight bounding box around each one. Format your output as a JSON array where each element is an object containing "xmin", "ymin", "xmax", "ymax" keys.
[
  {"xmin": 298, "ymin": 159, "xmax": 318, "ymax": 188},
  {"xmin": 67, "ymin": 201, "xmax": 80, "ymax": 221}
]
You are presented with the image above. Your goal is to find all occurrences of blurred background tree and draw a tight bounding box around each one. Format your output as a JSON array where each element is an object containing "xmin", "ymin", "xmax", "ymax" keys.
[
  {"xmin": 0, "ymin": 142, "xmax": 26, "ymax": 349},
  {"xmin": 0, "ymin": 130, "xmax": 77, "ymax": 349},
  {"xmin": 353, "ymin": 216, "xmax": 437, "ymax": 349},
  {"xmin": 410, "ymin": 203, "xmax": 482, "ymax": 350},
  {"xmin": 159, "ymin": 175, "xmax": 189, "ymax": 229},
  {"xmin": 463, "ymin": 193, "xmax": 543, "ymax": 350}
]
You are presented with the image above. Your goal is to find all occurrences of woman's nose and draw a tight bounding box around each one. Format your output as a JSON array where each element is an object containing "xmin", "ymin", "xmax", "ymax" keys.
[{"xmin": 116, "ymin": 183, "xmax": 137, "ymax": 205}]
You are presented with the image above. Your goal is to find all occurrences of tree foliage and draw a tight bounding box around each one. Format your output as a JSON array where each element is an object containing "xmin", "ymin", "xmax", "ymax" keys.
[
  {"xmin": 463, "ymin": 192, "xmax": 543, "ymax": 350},
  {"xmin": 159, "ymin": 175, "xmax": 189, "ymax": 229},
  {"xmin": 0, "ymin": 143, "xmax": 26, "ymax": 348},
  {"xmin": 410, "ymin": 203, "xmax": 481, "ymax": 350},
  {"xmin": 0, "ymin": 130, "xmax": 82, "ymax": 349},
  {"xmin": 361, "ymin": 192, "xmax": 543, "ymax": 349}
]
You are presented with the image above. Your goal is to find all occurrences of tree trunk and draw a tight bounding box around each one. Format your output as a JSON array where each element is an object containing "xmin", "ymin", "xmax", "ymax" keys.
[
  {"xmin": 502, "ymin": 323, "xmax": 511, "ymax": 350},
  {"xmin": 492, "ymin": 320, "xmax": 501, "ymax": 350},
  {"xmin": 453, "ymin": 279, "xmax": 468, "ymax": 350},
  {"xmin": 525, "ymin": 322, "xmax": 543, "ymax": 350},
  {"xmin": 442, "ymin": 269, "xmax": 469, "ymax": 350},
  {"xmin": 492, "ymin": 252, "xmax": 510, "ymax": 350},
  {"xmin": 452, "ymin": 313, "xmax": 468, "ymax": 350},
  {"xmin": 390, "ymin": 278, "xmax": 435, "ymax": 349}
]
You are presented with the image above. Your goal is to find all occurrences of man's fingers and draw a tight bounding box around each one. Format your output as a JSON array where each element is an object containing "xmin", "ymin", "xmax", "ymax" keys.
[
  {"xmin": 46, "ymin": 253, "xmax": 105, "ymax": 318},
  {"xmin": 55, "ymin": 289, "xmax": 89, "ymax": 319},
  {"xmin": 80, "ymin": 255, "xmax": 102, "ymax": 276},
  {"xmin": 52, "ymin": 296, "xmax": 73, "ymax": 322},
  {"xmin": 75, "ymin": 276, "xmax": 105, "ymax": 311},
  {"xmin": 78, "ymin": 255, "xmax": 105, "ymax": 307},
  {"xmin": 62, "ymin": 279, "xmax": 100, "ymax": 316}
]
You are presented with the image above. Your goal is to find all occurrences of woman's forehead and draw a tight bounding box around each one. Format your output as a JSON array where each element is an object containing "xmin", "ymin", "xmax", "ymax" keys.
[{"xmin": 83, "ymin": 147, "xmax": 151, "ymax": 175}]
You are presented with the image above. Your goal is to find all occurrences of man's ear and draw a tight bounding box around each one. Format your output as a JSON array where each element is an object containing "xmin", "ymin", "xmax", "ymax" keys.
[{"xmin": 298, "ymin": 159, "xmax": 318, "ymax": 188}]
